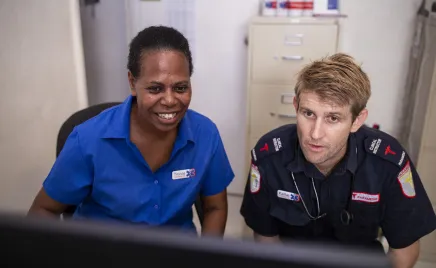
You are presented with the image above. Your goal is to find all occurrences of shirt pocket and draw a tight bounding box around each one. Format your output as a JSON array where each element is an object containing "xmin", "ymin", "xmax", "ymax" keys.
[
  {"xmin": 92, "ymin": 170, "xmax": 147, "ymax": 218},
  {"xmin": 270, "ymin": 195, "xmax": 311, "ymax": 226},
  {"xmin": 334, "ymin": 202, "xmax": 381, "ymax": 243},
  {"xmin": 352, "ymin": 202, "xmax": 381, "ymax": 226}
]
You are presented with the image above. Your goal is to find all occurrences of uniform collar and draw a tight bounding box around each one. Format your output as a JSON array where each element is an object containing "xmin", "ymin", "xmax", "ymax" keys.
[
  {"xmin": 345, "ymin": 133, "xmax": 358, "ymax": 174},
  {"xmin": 101, "ymin": 95, "xmax": 132, "ymax": 139},
  {"xmin": 101, "ymin": 95, "xmax": 195, "ymax": 144},
  {"xmin": 175, "ymin": 111, "xmax": 195, "ymax": 144},
  {"xmin": 286, "ymin": 133, "xmax": 358, "ymax": 179}
]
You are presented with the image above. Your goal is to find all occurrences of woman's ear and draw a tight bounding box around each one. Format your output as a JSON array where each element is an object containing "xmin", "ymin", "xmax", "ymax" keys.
[
  {"xmin": 128, "ymin": 71, "xmax": 136, "ymax": 96},
  {"xmin": 351, "ymin": 109, "xmax": 368, "ymax": 133}
]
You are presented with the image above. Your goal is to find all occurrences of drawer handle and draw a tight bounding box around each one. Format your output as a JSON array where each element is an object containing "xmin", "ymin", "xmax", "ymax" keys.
[
  {"xmin": 284, "ymin": 34, "xmax": 303, "ymax": 46},
  {"xmin": 285, "ymin": 33, "xmax": 304, "ymax": 39},
  {"xmin": 270, "ymin": 112, "xmax": 297, "ymax": 119},
  {"xmin": 282, "ymin": 56, "xmax": 303, "ymax": 61},
  {"xmin": 284, "ymin": 41, "xmax": 302, "ymax": 46}
]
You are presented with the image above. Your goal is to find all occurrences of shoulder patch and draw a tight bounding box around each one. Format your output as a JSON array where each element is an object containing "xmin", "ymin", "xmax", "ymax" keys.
[
  {"xmin": 251, "ymin": 136, "xmax": 284, "ymax": 163},
  {"xmin": 364, "ymin": 136, "xmax": 407, "ymax": 167},
  {"xmin": 250, "ymin": 163, "xmax": 261, "ymax": 193},
  {"xmin": 251, "ymin": 124, "xmax": 296, "ymax": 164},
  {"xmin": 397, "ymin": 161, "xmax": 416, "ymax": 198}
]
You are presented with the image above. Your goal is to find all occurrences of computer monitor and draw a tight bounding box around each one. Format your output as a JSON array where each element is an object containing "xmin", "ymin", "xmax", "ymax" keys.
[{"xmin": 0, "ymin": 213, "xmax": 391, "ymax": 268}]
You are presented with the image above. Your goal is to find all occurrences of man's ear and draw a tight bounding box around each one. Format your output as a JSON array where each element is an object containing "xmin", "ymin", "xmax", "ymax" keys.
[
  {"xmin": 128, "ymin": 71, "xmax": 136, "ymax": 96},
  {"xmin": 293, "ymin": 96, "xmax": 298, "ymax": 113},
  {"xmin": 351, "ymin": 109, "xmax": 368, "ymax": 133}
]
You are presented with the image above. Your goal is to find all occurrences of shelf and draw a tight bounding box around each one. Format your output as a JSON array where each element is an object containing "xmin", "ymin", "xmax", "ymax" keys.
[{"xmin": 250, "ymin": 16, "xmax": 339, "ymax": 25}]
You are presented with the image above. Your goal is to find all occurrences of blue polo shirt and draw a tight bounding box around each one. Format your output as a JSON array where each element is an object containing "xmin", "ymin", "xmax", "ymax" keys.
[{"xmin": 43, "ymin": 95, "xmax": 234, "ymax": 231}]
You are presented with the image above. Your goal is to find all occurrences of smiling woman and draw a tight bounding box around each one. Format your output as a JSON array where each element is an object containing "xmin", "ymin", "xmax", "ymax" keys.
[{"xmin": 27, "ymin": 26, "xmax": 234, "ymax": 238}]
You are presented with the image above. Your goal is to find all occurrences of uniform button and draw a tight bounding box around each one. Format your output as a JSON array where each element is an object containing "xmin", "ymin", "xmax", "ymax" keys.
[
  {"xmin": 154, "ymin": 180, "xmax": 158, "ymax": 184},
  {"xmin": 154, "ymin": 205, "xmax": 159, "ymax": 209}
]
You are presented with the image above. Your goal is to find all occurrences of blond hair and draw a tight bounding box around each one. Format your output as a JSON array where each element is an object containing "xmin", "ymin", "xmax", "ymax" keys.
[{"xmin": 294, "ymin": 53, "xmax": 371, "ymax": 120}]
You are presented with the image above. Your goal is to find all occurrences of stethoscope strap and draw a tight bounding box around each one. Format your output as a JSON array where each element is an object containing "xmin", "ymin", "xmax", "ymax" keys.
[{"xmin": 291, "ymin": 172, "xmax": 324, "ymax": 220}]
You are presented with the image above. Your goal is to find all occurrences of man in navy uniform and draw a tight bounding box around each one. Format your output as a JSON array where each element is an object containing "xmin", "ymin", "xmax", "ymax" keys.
[{"xmin": 240, "ymin": 53, "xmax": 436, "ymax": 268}]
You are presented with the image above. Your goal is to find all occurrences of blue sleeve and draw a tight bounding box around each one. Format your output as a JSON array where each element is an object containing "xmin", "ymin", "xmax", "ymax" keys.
[
  {"xmin": 201, "ymin": 131, "xmax": 234, "ymax": 196},
  {"xmin": 43, "ymin": 129, "xmax": 93, "ymax": 205}
]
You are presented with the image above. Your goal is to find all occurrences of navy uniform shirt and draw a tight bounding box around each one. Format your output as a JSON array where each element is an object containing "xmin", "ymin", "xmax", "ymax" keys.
[
  {"xmin": 240, "ymin": 124, "xmax": 436, "ymax": 250},
  {"xmin": 43, "ymin": 95, "xmax": 234, "ymax": 231}
]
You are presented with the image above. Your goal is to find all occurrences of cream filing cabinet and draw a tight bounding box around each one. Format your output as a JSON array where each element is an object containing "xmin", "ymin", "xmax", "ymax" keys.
[{"xmin": 245, "ymin": 17, "xmax": 339, "ymax": 169}]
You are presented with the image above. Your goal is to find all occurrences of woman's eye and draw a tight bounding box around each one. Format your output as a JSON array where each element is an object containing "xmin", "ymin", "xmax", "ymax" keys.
[
  {"xmin": 174, "ymin": 86, "xmax": 188, "ymax": 93},
  {"xmin": 147, "ymin": 87, "xmax": 161, "ymax": 93}
]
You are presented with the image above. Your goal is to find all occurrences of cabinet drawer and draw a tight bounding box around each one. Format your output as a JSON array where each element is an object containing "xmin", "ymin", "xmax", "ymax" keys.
[
  {"xmin": 249, "ymin": 84, "xmax": 297, "ymax": 138},
  {"xmin": 250, "ymin": 24, "xmax": 338, "ymax": 84}
]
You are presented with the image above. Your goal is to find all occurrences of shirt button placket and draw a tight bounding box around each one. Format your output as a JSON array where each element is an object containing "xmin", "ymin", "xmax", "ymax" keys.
[
  {"xmin": 152, "ymin": 175, "xmax": 161, "ymax": 222},
  {"xmin": 154, "ymin": 179, "xmax": 159, "ymax": 210}
]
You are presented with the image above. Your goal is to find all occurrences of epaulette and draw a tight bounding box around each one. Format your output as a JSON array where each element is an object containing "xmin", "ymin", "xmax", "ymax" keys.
[
  {"xmin": 250, "ymin": 124, "xmax": 296, "ymax": 164},
  {"xmin": 363, "ymin": 130, "xmax": 408, "ymax": 169}
]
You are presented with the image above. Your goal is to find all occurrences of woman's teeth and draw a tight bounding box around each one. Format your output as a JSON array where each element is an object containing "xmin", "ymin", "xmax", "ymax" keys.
[{"xmin": 157, "ymin": 113, "xmax": 177, "ymax": 120}]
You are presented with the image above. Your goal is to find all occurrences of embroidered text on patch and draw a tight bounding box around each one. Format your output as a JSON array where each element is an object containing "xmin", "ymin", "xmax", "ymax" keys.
[
  {"xmin": 352, "ymin": 192, "xmax": 380, "ymax": 203},
  {"xmin": 398, "ymin": 151, "xmax": 405, "ymax": 166},
  {"xmin": 250, "ymin": 164, "xmax": 261, "ymax": 193},
  {"xmin": 273, "ymin": 137, "xmax": 282, "ymax": 152},
  {"xmin": 251, "ymin": 148, "xmax": 257, "ymax": 162},
  {"xmin": 397, "ymin": 161, "xmax": 415, "ymax": 198},
  {"xmin": 369, "ymin": 138, "xmax": 382, "ymax": 154}
]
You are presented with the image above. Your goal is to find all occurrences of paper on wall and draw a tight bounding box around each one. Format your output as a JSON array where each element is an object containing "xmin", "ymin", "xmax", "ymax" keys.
[{"xmin": 163, "ymin": 0, "xmax": 196, "ymax": 61}]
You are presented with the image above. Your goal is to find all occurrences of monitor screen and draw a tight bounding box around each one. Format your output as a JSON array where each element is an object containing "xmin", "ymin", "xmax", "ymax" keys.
[{"xmin": 0, "ymin": 213, "xmax": 391, "ymax": 268}]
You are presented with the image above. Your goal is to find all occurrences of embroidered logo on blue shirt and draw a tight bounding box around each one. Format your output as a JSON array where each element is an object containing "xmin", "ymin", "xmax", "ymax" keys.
[{"xmin": 172, "ymin": 169, "xmax": 196, "ymax": 180}]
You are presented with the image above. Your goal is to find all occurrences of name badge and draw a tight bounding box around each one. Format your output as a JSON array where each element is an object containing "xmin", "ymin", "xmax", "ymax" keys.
[
  {"xmin": 277, "ymin": 190, "xmax": 300, "ymax": 202},
  {"xmin": 172, "ymin": 169, "xmax": 196, "ymax": 180},
  {"xmin": 352, "ymin": 192, "xmax": 380, "ymax": 203}
]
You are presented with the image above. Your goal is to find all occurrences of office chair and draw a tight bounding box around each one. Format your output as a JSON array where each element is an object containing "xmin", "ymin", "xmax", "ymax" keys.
[{"xmin": 56, "ymin": 102, "xmax": 205, "ymax": 226}]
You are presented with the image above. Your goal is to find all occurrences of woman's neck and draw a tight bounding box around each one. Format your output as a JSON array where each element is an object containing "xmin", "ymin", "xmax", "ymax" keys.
[{"xmin": 130, "ymin": 103, "xmax": 177, "ymax": 143}]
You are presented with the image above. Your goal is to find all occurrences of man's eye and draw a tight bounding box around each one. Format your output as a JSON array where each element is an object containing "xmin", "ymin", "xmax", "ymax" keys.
[
  {"xmin": 329, "ymin": 116, "xmax": 339, "ymax": 123},
  {"xmin": 304, "ymin": 111, "xmax": 314, "ymax": 117}
]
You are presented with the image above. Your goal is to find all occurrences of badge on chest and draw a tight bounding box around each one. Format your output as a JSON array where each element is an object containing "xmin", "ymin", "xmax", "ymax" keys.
[
  {"xmin": 351, "ymin": 192, "xmax": 380, "ymax": 203},
  {"xmin": 172, "ymin": 168, "xmax": 196, "ymax": 180},
  {"xmin": 277, "ymin": 190, "xmax": 300, "ymax": 202}
]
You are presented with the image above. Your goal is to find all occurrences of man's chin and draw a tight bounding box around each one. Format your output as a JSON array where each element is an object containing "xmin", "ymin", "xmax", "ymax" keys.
[{"xmin": 302, "ymin": 151, "xmax": 327, "ymax": 165}]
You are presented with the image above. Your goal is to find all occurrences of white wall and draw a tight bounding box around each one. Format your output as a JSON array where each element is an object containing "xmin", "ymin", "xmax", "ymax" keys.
[
  {"xmin": 0, "ymin": 0, "xmax": 87, "ymax": 212},
  {"xmin": 80, "ymin": 0, "xmax": 129, "ymax": 105},
  {"xmin": 339, "ymin": 0, "xmax": 421, "ymax": 137},
  {"xmin": 126, "ymin": 0, "xmax": 420, "ymax": 194}
]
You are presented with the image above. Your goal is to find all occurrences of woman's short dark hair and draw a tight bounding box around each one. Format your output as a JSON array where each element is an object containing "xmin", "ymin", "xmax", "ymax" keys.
[{"xmin": 127, "ymin": 26, "xmax": 193, "ymax": 78}]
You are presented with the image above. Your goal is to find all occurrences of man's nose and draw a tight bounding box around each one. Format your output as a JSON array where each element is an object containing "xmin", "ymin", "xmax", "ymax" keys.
[{"xmin": 310, "ymin": 119, "xmax": 325, "ymax": 140}]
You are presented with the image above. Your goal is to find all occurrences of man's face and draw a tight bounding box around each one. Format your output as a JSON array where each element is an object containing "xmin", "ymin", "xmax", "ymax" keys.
[
  {"xmin": 293, "ymin": 91, "xmax": 366, "ymax": 169},
  {"xmin": 128, "ymin": 50, "xmax": 191, "ymax": 133}
]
